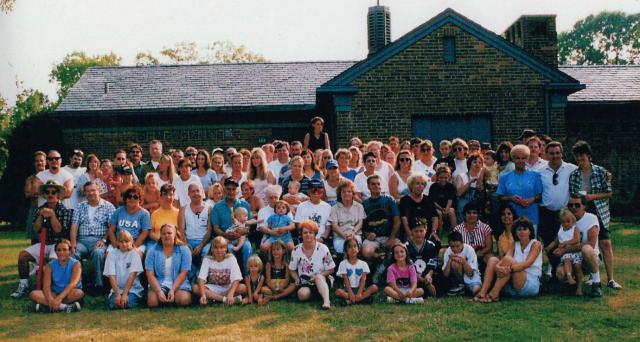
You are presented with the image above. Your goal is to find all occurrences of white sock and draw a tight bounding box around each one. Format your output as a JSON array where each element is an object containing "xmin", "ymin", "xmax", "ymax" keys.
[
  {"xmin": 59, "ymin": 303, "xmax": 67, "ymax": 310},
  {"xmin": 591, "ymin": 272, "xmax": 601, "ymax": 283},
  {"xmin": 19, "ymin": 279, "xmax": 29, "ymax": 287}
]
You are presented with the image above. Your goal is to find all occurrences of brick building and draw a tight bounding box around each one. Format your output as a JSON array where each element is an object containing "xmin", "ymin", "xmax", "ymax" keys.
[{"xmin": 54, "ymin": 7, "xmax": 639, "ymax": 214}]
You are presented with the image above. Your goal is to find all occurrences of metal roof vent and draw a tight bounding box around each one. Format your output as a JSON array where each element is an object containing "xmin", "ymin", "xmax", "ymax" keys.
[{"xmin": 367, "ymin": 3, "xmax": 391, "ymax": 56}]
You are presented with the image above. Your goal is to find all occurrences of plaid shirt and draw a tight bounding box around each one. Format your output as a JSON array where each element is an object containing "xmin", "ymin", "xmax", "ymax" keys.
[
  {"xmin": 569, "ymin": 163, "xmax": 612, "ymax": 228},
  {"xmin": 33, "ymin": 202, "xmax": 73, "ymax": 245},
  {"xmin": 72, "ymin": 199, "xmax": 116, "ymax": 237}
]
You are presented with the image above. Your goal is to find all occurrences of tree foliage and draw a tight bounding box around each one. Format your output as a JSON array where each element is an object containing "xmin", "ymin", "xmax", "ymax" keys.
[
  {"xmin": 0, "ymin": 0, "xmax": 14, "ymax": 13},
  {"xmin": 559, "ymin": 11, "xmax": 640, "ymax": 65},
  {"xmin": 149, "ymin": 40, "xmax": 266, "ymax": 65},
  {"xmin": 49, "ymin": 51, "xmax": 122, "ymax": 101}
]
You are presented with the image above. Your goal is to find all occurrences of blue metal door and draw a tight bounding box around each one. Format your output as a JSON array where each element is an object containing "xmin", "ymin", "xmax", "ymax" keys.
[{"xmin": 411, "ymin": 116, "xmax": 492, "ymax": 145}]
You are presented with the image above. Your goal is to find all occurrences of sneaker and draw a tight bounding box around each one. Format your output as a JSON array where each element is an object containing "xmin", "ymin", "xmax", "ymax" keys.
[
  {"xmin": 545, "ymin": 264, "xmax": 552, "ymax": 277},
  {"xmin": 447, "ymin": 283, "xmax": 465, "ymax": 296},
  {"xmin": 34, "ymin": 303, "xmax": 42, "ymax": 313},
  {"xmin": 607, "ymin": 279, "xmax": 622, "ymax": 290},
  {"xmin": 585, "ymin": 276, "xmax": 593, "ymax": 286},
  {"xmin": 10, "ymin": 282, "xmax": 29, "ymax": 299},
  {"xmin": 386, "ymin": 296, "xmax": 399, "ymax": 304},
  {"xmin": 233, "ymin": 295, "xmax": 243, "ymax": 304},
  {"xmin": 29, "ymin": 263, "xmax": 38, "ymax": 277},
  {"xmin": 589, "ymin": 283, "xmax": 603, "ymax": 298},
  {"xmin": 405, "ymin": 297, "xmax": 424, "ymax": 304},
  {"xmin": 64, "ymin": 301, "xmax": 81, "ymax": 313}
]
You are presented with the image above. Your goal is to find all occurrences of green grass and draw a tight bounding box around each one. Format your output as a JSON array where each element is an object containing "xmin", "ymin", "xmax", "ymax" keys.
[{"xmin": 0, "ymin": 223, "xmax": 639, "ymax": 341}]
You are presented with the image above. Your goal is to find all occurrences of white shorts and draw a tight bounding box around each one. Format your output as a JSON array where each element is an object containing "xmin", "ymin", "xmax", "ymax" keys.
[{"xmin": 25, "ymin": 243, "xmax": 57, "ymax": 262}]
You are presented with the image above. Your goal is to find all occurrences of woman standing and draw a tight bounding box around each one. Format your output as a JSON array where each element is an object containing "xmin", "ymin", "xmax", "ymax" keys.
[
  {"xmin": 281, "ymin": 156, "xmax": 312, "ymax": 199},
  {"xmin": 157, "ymin": 154, "xmax": 176, "ymax": 188},
  {"xmin": 247, "ymin": 148, "xmax": 276, "ymax": 203},
  {"xmin": 289, "ymin": 220, "xmax": 335, "ymax": 310},
  {"xmin": 303, "ymin": 116, "xmax": 330, "ymax": 151},
  {"xmin": 145, "ymin": 224, "xmax": 192, "ymax": 307},
  {"xmin": 389, "ymin": 150, "xmax": 414, "ymax": 201},
  {"xmin": 301, "ymin": 149, "xmax": 323, "ymax": 180},
  {"xmin": 192, "ymin": 150, "xmax": 219, "ymax": 195}
]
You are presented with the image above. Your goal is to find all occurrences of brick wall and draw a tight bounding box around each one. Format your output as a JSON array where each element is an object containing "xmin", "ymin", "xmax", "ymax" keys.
[
  {"xmin": 336, "ymin": 24, "xmax": 562, "ymax": 147},
  {"xmin": 565, "ymin": 103, "xmax": 640, "ymax": 216}
]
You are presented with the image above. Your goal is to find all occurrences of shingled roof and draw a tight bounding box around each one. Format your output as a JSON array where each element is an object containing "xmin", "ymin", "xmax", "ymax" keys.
[
  {"xmin": 560, "ymin": 65, "xmax": 640, "ymax": 103},
  {"xmin": 56, "ymin": 61, "xmax": 356, "ymax": 113}
]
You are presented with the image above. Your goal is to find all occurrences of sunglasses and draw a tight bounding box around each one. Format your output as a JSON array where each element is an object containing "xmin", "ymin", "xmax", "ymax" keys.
[
  {"xmin": 455, "ymin": 147, "xmax": 465, "ymax": 152},
  {"xmin": 552, "ymin": 172, "xmax": 558, "ymax": 186},
  {"xmin": 568, "ymin": 203, "xmax": 582, "ymax": 208},
  {"xmin": 44, "ymin": 190, "xmax": 59, "ymax": 195},
  {"xmin": 47, "ymin": 157, "xmax": 61, "ymax": 161},
  {"xmin": 186, "ymin": 153, "xmax": 196, "ymax": 157},
  {"xmin": 323, "ymin": 156, "xmax": 331, "ymax": 160},
  {"xmin": 399, "ymin": 158, "xmax": 412, "ymax": 162},
  {"xmin": 421, "ymin": 147, "xmax": 431, "ymax": 152},
  {"xmin": 516, "ymin": 226, "xmax": 530, "ymax": 231},
  {"xmin": 126, "ymin": 194, "xmax": 140, "ymax": 200}
]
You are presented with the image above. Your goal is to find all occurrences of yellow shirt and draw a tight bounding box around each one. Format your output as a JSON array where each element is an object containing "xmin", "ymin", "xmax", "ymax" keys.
[
  {"xmin": 498, "ymin": 231, "xmax": 514, "ymax": 257},
  {"xmin": 150, "ymin": 207, "xmax": 179, "ymax": 238}
]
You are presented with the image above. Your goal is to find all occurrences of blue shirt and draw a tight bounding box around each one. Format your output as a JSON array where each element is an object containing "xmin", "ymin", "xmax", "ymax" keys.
[
  {"xmin": 210, "ymin": 198, "xmax": 252, "ymax": 231},
  {"xmin": 72, "ymin": 199, "xmax": 116, "ymax": 237},
  {"xmin": 49, "ymin": 257, "xmax": 82, "ymax": 294},
  {"xmin": 340, "ymin": 169, "xmax": 358, "ymax": 182},
  {"xmin": 144, "ymin": 244, "xmax": 192, "ymax": 291},
  {"xmin": 267, "ymin": 213, "xmax": 293, "ymax": 229},
  {"xmin": 109, "ymin": 206, "xmax": 151, "ymax": 239},
  {"xmin": 191, "ymin": 169, "xmax": 220, "ymax": 195},
  {"xmin": 363, "ymin": 195, "xmax": 400, "ymax": 237},
  {"xmin": 496, "ymin": 170, "xmax": 543, "ymax": 225}
]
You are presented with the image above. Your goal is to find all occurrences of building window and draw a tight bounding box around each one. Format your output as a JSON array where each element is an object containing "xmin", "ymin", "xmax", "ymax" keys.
[{"xmin": 443, "ymin": 37, "xmax": 455, "ymax": 64}]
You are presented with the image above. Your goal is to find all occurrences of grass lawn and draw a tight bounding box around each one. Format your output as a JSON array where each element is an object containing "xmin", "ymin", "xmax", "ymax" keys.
[{"xmin": 0, "ymin": 223, "xmax": 638, "ymax": 341}]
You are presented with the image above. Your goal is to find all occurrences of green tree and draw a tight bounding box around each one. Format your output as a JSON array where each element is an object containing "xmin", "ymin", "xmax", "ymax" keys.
[
  {"xmin": 49, "ymin": 51, "xmax": 122, "ymax": 102},
  {"xmin": 559, "ymin": 11, "xmax": 640, "ymax": 65}
]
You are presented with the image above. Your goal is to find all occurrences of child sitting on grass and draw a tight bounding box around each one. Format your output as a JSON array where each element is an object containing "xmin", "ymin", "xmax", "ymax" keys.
[
  {"xmin": 335, "ymin": 238, "xmax": 379, "ymax": 305},
  {"xmin": 406, "ymin": 223, "xmax": 439, "ymax": 297},
  {"xmin": 384, "ymin": 243, "xmax": 424, "ymax": 304},
  {"xmin": 261, "ymin": 241, "xmax": 297, "ymax": 302},
  {"xmin": 194, "ymin": 236, "xmax": 246, "ymax": 306},
  {"xmin": 546, "ymin": 209, "xmax": 582, "ymax": 287},
  {"xmin": 442, "ymin": 231, "xmax": 481, "ymax": 297},
  {"xmin": 103, "ymin": 230, "xmax": 144, "ymax": 310},
  {"xmin": 243, "ymin": 255, "xmax": 267, "ymax": 305}
]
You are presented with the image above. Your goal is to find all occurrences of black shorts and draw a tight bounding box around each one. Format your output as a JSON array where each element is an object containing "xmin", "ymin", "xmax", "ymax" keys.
[{"xmin": 598, "ymin": 225, "xmax": 610, "ymax": 240}]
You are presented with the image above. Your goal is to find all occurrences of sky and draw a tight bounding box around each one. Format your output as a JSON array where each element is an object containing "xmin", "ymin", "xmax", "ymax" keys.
[{"xmin": 1, "ymin": 0, "xmax": 639, "ymax": 104}]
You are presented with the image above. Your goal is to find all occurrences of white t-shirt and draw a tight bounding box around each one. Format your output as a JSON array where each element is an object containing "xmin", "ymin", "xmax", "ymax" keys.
[
  {"xmin": 413, "ymin": 160, "xmax": 436, "ymax": 194},
  {"xmin": 87, "ymin": 204, "xmax": 98, "ymax": 223},
  {"xmin": 537, "ymin": 162, "xmax": 578, "ymax": 210},
  {"xmin": 172, "ymin": 174, "xmax": 201, "ymax": 207},
  {"xmin": 161, "ymin": 256, "xmax": 173, "ymax": 289},
  {"xmin": 526, "ymin": 158, "xmax": 548, "ymax": 172},
  {"xmin": 184, "ymin": 203, "xmax": 211, "ymax": 240},
  {"xmin": 337, "ymin": 259, "xmax": 370, "ymax": 288},
  {"xmin": 442, "ymin": 243, "xmax": 481, "ymax": 285},
  {"xmin": 62, "ymin": 165, "xmax": 86, "ymax": 210},
  {"xmin": 329, "ymin": 202, "xmax": 366, "ymax": 238},
  {"xmin": 294, "ymin": 200, "xmax": 332, "ymax": 238},
  {"xmin": 36, "ymin": 169, "xmax": 74, "ymax": 207},
  {"xmin": 576, "ymin": 212, "xmax": 600, "ymax": 255},
  {"xmin": 268, "ymin": 160, "xmax": 288, "ymax": 182},
  {"xmin": 452, "ymin": 158, "xmax": 468, "ymax": 179},
  {"xmin": 103, "ymin": 248, "xmax": 144, "ymax": 296},
  {"xmin": 198, "ymin": 256, "xmax": 243, "ymax": 294},
  {"xmin": 354, "ymin": 171, "xmax": 389, "ymax": 201}
]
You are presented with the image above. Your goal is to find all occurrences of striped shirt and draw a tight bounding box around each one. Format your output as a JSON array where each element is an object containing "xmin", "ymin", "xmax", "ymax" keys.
[
  {"xmin": 453, "ymin": 221, "xmax": 493, "ymax": 251},
  {"xmin": 569, "ymin": 163, "xmax": 612, "ymax": 228}
]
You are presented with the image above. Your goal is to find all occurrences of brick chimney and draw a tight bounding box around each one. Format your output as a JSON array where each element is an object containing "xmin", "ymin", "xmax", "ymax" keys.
[
  {"xmin": 503, "ymin": 15, "xmax": 558, "ymax": 68},
  {"xmin": 367, "ymin": 5, "xmax": 391, "ymax": 56}
]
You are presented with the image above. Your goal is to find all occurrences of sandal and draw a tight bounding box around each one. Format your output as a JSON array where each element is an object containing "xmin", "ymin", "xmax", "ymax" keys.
[
  {"xmin": 471, "ymin": 293, "xmax": 486, "ymax": 302},
  {"xmin": 482, "ymin": 294, "xmax": 500, "ymax": 303}
]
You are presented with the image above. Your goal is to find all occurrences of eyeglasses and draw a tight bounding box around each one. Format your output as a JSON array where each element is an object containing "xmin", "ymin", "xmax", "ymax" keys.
[
  {"xmin": 552, "ymin": 172, "xmax": 558, "ymax": 186},
  {"xmin": 47, "ymin": 157, "xmax": 61, "ymax": 161},
  {"xmin": 126, "ymin": 194, "xmax": 140, "ymax": 200},
  {"xmin": 366, "ymin": 159, "xmax": 376, "ymax": 163},
  {"xmin": 568, "ymin": 203, "xmax": 582, "ymax": 208},
  {"xmin": 44, "ymin": 190, "xmax": 58, "ymax": 195},
  {"xmin": 399, "ymin": 158, "xmax": 411, "ymax": 163}
]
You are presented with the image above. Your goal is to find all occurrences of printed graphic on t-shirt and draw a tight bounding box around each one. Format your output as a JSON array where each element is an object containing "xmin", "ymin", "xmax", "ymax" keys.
[
  {"xmin": 208, "ymin": 268, "xmax": 231, "ymax": 286},
  {"xmin": 396, "ymin": 277, "xmax": 410, "ymax": 288}
]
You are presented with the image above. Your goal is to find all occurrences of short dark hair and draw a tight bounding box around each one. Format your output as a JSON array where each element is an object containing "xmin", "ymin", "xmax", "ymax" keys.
[
  {"xmin": 546, "ymin": 141, "xmax": 563, "ymax": 153},
  {"xmin": 362, "ymin": 151, "xmax": 377, "ymax": 163},
  {"xmin": 572, "ymin": 140, "xmax": 592, "ymax": 157},
  {"xmin": 410, "ymin": 138, "xmax": 423, "ymax": 146},
  {"xmin": 463, "ymin": 202, "xmax": 480, "ymax": 215},
  {"xmin": 128, "ymin": 143, "xmax": 142, "ymax": 153},
  {"xmin": 448, "ymin": 231, "xmax": 463, "ymax": 243},
  {"xmin": 512, "ymin": 217, "xmax": 536, "ymax": 241}
]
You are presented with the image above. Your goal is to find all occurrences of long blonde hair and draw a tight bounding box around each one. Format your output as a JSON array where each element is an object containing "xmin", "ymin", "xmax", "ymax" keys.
[{"xmin": 248, "ymin": 148, "xmax": 269, "ymax": 180}]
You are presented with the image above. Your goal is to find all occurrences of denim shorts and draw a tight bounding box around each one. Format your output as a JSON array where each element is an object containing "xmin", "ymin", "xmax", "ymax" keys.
[
  {"xmin": 108, "ymin": 292, "xmax": 141, "ymax": 309},
  {"xmin": 503, "ymin": 274, "xmax": 540, "ymax": 298},
  {"xmin": 264, "ymin": 232, "xmax": 293, "ymax": 244}
]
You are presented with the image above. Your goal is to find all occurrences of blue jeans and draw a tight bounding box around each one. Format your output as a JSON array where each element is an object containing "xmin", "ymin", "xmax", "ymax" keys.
[
  {"xmin": 108, "ymin": 292, "xmax": 141, "ymax": 309},
  {"xmin": 74, "ymin": 236, "xmax": 107, "ymax": 287},
  {"xmin": 187, "ymin": 239, "xmax": 211, "ymax": 280},
  {"xmin": 228, "ymin": 239, "xmax": 252, "ymax": 275}
]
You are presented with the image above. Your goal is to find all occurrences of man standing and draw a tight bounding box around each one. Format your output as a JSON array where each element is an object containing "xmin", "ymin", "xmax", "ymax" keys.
[
  {"xmin": 128, "ymin": 143, "xmax": 145, "ymax": 181},
  {"xmin": 11, "ymin": 181, "xmax": 73, "ymax": 298},
  {"xmin": 70, "ymin": 181, "xmax": 116, "ymax": 295},
  {"xmin": 270, "ymin": 142, "xmax": 290, "ymax": 184},
  {"xmin": 140, "ymin": 140, "xmax": 163, "ymax": 180},
  {"xmin": 62, "ymin": 149, "xmax": 86, "ymax": 210},
  {"xmin": 536, "ymin": 142, "xmax": 577, "ymax": 273},
  {"xmin": 35, "ymin": 150, "xmax": 74, "ymax": 208},
  {"xmin": 567, "ymin": 196, "xmax": 603, "ymax": 297},
  {"xmin": 569, "ymin": 140, "xmax": 621, "ymax": 290}
]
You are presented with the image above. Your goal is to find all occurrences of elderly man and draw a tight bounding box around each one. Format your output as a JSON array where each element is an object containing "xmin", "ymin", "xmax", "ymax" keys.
[
  {"xmin": 34, "ymin": 150, "xmax": 74, "ymax": 208},
  {"xmin": 569, "ymin": 140, "xmax": 621, "ymax": 290},
  {"xmin": 211, "ymin": 178, "xmax": 253, "ymax": 273},
  {"xmin": 140, "ymin": 139, "xmax": 163, "ymax": 180},
  {"xmin": 293, "ymin": 179, "xmax": 332, "ymax": 242},
  {"xmin": 567, "ymin": 196, "xmax": 603, "ymax": 297},
  {"xmin": 11, "ymin": 181, "xmax": 73, "ymax": 298},
  {"xmin": 70, "ymin": 181, "xmax": 116, "ymax": 295},
  {"xmin": 178, "ymin": 183, "xmax": 212, "ymax": 279}
]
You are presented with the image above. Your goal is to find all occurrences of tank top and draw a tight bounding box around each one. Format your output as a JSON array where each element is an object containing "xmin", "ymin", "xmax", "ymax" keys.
[
  {"xmin": 185, "ymin": 203, "xmax": 211, "ymax": 240},
  {"xmin": 324, "ymin": 179, "xmax": 338, "ymax": 205},
  {"xmin": 250, "ymin": 274, "xmax": 264, "ymax": 293},
  {"xmin": 271, "ymin": 265, "xmax": 286, "ymax": 280},
  {"xmin": 514, "ymin": 240, "xmax": 542, "ymax": 279},
  {"xmin": 252, "ymin": 176, "xmax": 270, "ymax": 203},
  {"xmin": 307, "ymin": 131, "xmax": 327, "ymax": 151},
  {"xmin": 50, "ymin": 258, "xmax": 82, "ymax": 294},
  {"xmin": 395, "ymin": 171, "xmax": 410, "ymax": 197},
  {"xmin": 557, "ymin": 225, "xmax": 576, "ymax": 244}
]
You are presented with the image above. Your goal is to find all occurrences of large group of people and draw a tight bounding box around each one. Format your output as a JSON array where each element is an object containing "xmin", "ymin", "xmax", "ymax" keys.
[{"xmin": 11, "ymin": 117, "xmax": 622, "ymax": 313}]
